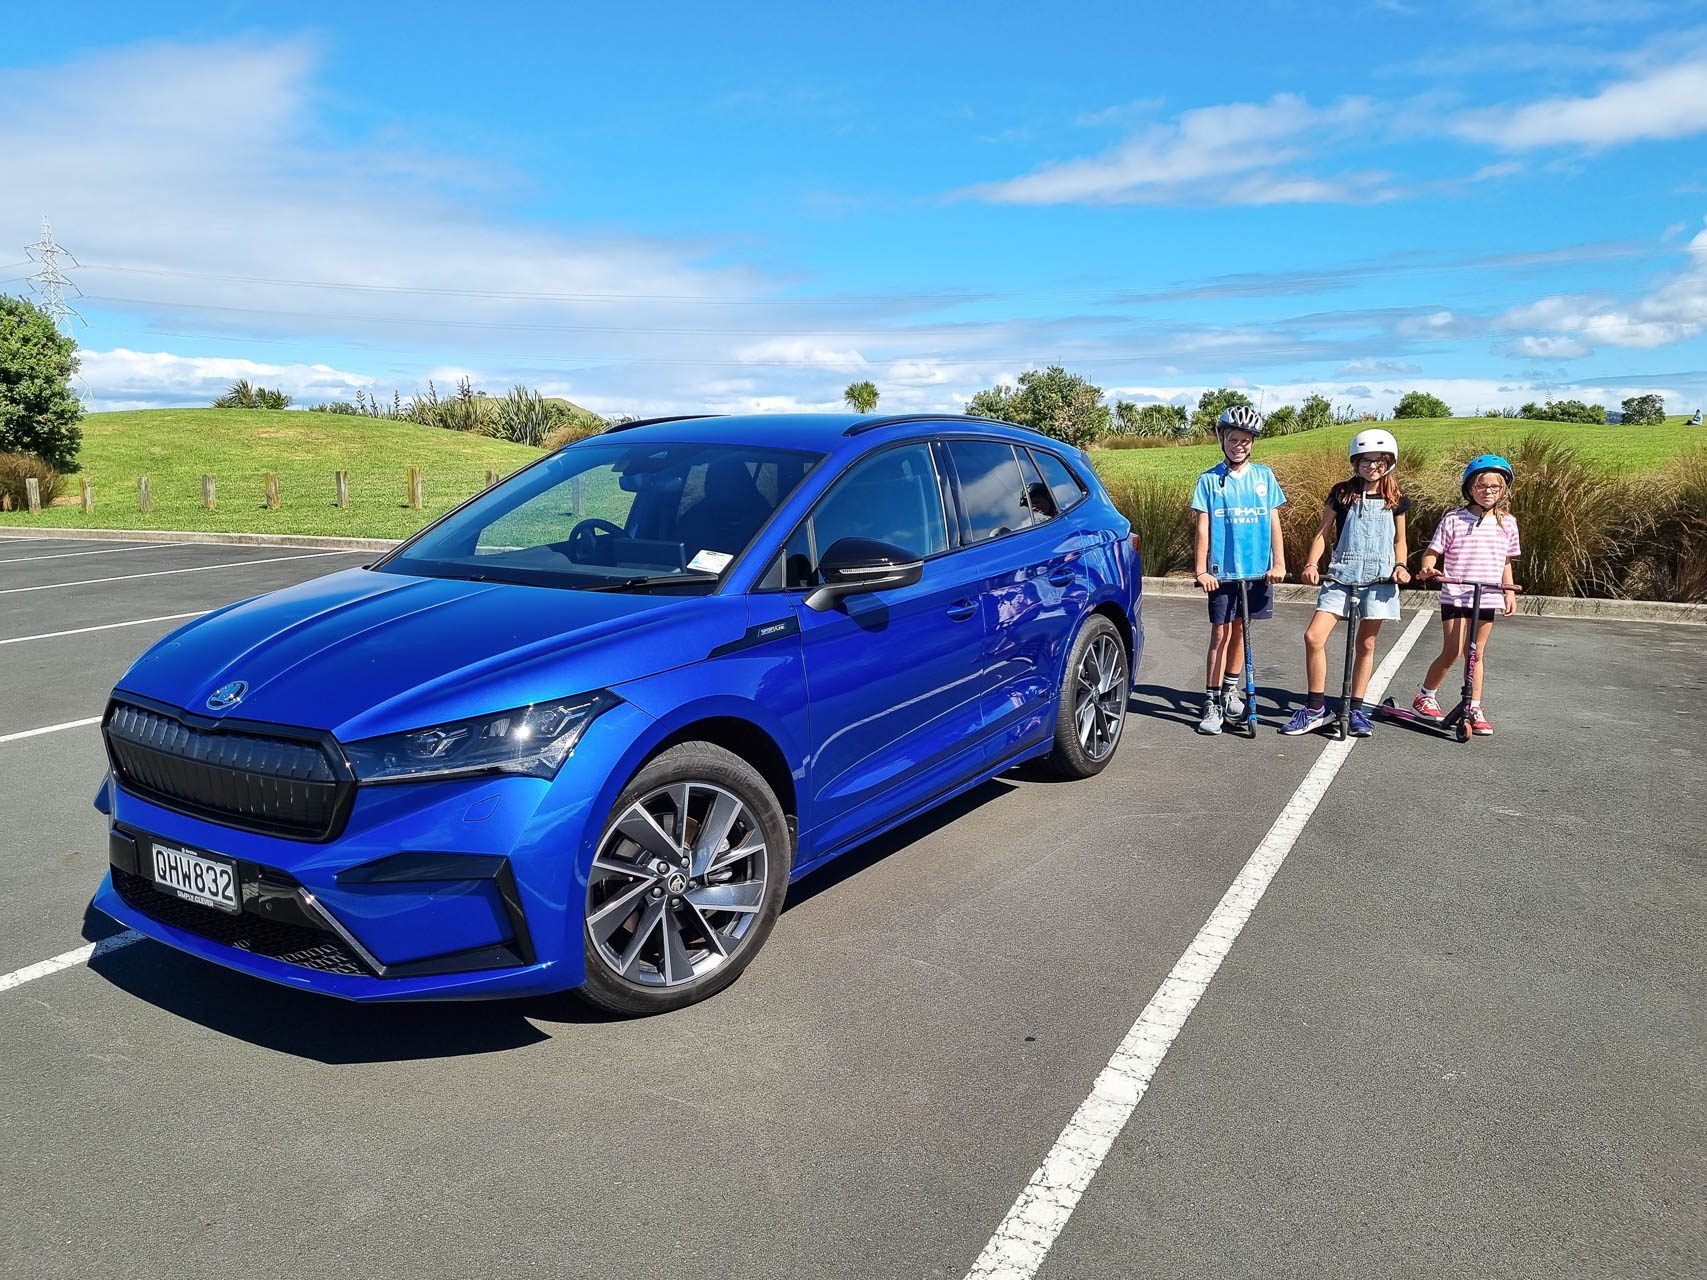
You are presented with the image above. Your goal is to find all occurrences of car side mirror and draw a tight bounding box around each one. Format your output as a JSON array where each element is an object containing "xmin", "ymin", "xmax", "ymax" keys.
[{"xmin": 804, "ymin": 537, "xmax": 924, "ymax": 612}]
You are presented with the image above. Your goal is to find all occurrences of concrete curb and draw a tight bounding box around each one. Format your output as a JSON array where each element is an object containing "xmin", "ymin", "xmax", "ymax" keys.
[
  {"xmin": 3, "ymin": 527, "xmax": 1701, "ymax": 624},
  {"xmin": 0, "ymin": 526, "xmax": 396, "ymax": 553},
  {"xmin": 1140, "ymin": 576, "xmax": 1707, "ymax": 625}
]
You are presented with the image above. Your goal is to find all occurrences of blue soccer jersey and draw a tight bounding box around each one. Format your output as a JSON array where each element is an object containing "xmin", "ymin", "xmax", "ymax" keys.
[{"xmin": 1192, "ymin": 461, "xmax": 1286, "ymax": 579}]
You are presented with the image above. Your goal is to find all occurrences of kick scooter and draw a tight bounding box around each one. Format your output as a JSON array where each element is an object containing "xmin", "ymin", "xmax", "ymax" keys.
[
  {"xmin": 1200, "ymin": 575, "xmax": 1263, "ymax": 738},
  {"xmin": 1320, "ymin": 575, "xmax": 1385, "ymax": 741},
  {"xmin": 1375, "ymin": 578, "xmax": 1522, "ymax": 743}
]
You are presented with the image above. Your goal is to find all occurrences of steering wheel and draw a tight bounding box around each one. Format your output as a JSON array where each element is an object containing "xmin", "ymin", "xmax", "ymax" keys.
[{"xmin": 567, "ymin": 517, "xmax": 625, "ymax": 564}]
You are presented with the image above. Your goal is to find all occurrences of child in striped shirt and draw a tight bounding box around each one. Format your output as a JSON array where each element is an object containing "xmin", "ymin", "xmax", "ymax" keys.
[{"xmin": 1413, "ymin": 454, "xmax": 1520, "ymax": 735}]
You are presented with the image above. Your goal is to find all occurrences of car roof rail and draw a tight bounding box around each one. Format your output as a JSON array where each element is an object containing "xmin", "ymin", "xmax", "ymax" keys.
[
  {"xmin": 843, "ymin": 413, "xmax": 1038, "ymax": 438},
  {"xmin": 601, "ymin": 414, "xmax": 722, "ymax": 434}
]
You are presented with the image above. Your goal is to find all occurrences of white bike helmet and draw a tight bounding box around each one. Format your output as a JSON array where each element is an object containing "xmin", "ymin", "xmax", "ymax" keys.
[
  {"xmin": 1216, "ymin": 404, "xmax": 1264, "ymax": 436},
  {"xmin": 1349, "ymin": 428, "xmax": 1398, "ymax": 461}
]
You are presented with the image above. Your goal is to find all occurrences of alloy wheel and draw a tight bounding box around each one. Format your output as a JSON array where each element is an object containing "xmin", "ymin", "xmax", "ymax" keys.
[{"xmin": 1074, "ymin": 633, "xmax": 1126, "ymax": 761}]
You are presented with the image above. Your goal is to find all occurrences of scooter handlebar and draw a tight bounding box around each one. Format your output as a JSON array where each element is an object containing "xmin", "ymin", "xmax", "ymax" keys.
[{"xmin": 1422, "ymin": 577, "xmax": 1523, "ymax": 591}]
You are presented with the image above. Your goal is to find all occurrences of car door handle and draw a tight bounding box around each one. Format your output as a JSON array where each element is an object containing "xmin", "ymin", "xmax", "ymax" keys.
[
  {"xmin": 1048, "ymin": 569, "xmax": 1076, "ymax": 587},
  {"xmin": 945, "ymin": 599, "xmax": 979, "ymax": 621}
]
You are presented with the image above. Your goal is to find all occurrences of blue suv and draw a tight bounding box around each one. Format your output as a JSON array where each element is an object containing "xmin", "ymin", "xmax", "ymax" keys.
[{"xmin": 93, "ymin": 414, "xmax": 1142, "ymax": 1012}]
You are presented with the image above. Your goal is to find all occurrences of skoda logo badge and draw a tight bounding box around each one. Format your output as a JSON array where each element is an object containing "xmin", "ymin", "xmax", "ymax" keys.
[{"xmin": 206, "ymin": 680, "xmax": 248, "ymax": 711}]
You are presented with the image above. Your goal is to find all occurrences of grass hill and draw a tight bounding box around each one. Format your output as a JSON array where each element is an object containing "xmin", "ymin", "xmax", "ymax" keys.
[
  {"xmin": 0, "ymin": 408, "xmax": 542, "ymax": 539},
  {"xmin": 1090, "ymin": 415, "xmax": 1704, "ymax": 487}
]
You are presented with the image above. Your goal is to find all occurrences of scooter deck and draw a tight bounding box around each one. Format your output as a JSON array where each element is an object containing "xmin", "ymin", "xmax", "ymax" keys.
[{"xmin": 1376, "ymin": 697, "xmax": 1473, "ymax": 742}]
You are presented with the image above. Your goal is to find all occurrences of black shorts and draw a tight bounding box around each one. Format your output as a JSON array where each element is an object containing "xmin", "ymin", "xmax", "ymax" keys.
[
  {"xmin": 1441, "ymin": 604, "xmax": 1498, "ymax": 624},
  {"xmin": 1207, "ymin": 579, "xmax": 1273, "ymax": 624}
]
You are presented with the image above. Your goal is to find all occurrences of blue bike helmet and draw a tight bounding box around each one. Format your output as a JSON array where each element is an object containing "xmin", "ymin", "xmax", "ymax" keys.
[{"xmin": 1461, "ymin": 453, "xmax": 1513, "ymax": 499}]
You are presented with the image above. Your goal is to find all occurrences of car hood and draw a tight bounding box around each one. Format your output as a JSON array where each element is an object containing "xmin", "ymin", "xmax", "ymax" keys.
[{"xmin": 115, "ymin": 567, "xmax": 748, "ymax": 739}]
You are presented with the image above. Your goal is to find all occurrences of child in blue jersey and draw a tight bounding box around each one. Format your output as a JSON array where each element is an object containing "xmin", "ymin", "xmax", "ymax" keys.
[{"xmin": 1191, "ymin": 405, "xmax": 1287, "ymax": 735}]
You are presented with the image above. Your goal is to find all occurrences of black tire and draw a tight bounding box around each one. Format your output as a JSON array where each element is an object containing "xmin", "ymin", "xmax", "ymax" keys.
[
  {"xmin": 1455, "ymin": 719, "xmax": 1471, "ymax": 744},
  {"xmin": 1045, "ymin": 613, "xmax": 1129, "ymax": 778},
  {"xmin": 578, "ymin": 742, "xmax": 792, "ymax": 1015}
]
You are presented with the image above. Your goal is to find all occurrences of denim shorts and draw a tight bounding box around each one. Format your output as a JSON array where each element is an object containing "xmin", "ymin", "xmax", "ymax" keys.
[
  {"xmin": 1315, "ymin": 580, "xmax": 1400, "ymax": 621},
  {"xmin": 1206, "ymin": 579, "xmax": 1273, "ymax": 624}
]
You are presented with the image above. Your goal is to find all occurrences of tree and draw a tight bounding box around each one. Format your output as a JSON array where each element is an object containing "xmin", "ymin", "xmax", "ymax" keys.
[
  {"xmin": 1189, "ymin": 388, "xmax": 1254, "ymax": 437},
  {"xmin": 212, "ymin": 378, "xmax": 292, "ymax": 409},
  {"xmin": 1112, "ymin": 400, "xmax": 1189, "ymax": 437},
  {"xmin": 965, "ymin": 365, "xmax": 1109, "ymax": 448},
  {"xmin": 1298, "ymin": 393, "xmax": 1333, "ymax": 433},
  {"xmin": 1520, "ymin": 399, "xmax": 1607, "ymax": 424},
  {"xmin": 0, "ymin": 294, "xmax": 83, "ymax": 471},
  {"xmin": 1393, "ymin": 390, "xmax": 1452, "ymax": 419},
  {"xmin": 1263, "ymin": 404, "xmax": 1298, "ymax": 435},
  {"xmin": 1620, "ymin": 393, "xmax": 1665, "ymax": 426},
  {"xmin": 843, "ymin": 380, "xmax": 879, "ymax": 414}
]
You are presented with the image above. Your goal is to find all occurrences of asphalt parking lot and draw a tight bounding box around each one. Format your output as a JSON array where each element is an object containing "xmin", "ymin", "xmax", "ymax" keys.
[{"xmin": 1, "ymin": 533, "xmax": 1702, "ymax": 1280}]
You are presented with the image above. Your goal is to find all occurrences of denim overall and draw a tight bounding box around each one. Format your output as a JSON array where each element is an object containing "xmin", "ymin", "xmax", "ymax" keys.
[{"xmin": 1322, "ymin": 495, "xmax": 1399, "ymax": 618}]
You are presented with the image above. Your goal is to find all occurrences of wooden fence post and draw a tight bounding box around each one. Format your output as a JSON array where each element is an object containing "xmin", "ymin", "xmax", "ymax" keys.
[
  {"xmin": 138, "ymin": 476, "xmax": 152, "ymax": 514},
  {"xmin": 335, "ymin": 471, "xmax": 349, "ymax": 508},
  {"xmin": 24, "ymin": 477, "xmax": 41, "ymax": 513},
  {"xmin": 202, "ymin": 475, "xmax": 217, "ymax": 510},
  {"xmin": 407, "ymin": 466, "xmax": 423, "ymax": 509},
  {"xmin": 265, "ymin": 472, "xmax": 281, "ymax": 510},
  {"xmin": 81, "ymin": 478, "xmax": 94, "ymax": 513},
  {"xmin": 485, "ymin": 469, "xmax": 498, "ymax": 489}
]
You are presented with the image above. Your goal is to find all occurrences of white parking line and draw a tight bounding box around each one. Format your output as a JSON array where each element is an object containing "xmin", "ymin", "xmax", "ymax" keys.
[
  {"xmin": 0, "ymin": 611, "xmax": 209, "ymax": 646},
  {"xmin": 0, "ymin": 549, "xmax": 356, "ymax": 595},
  {"xmin": 0, "ymin": 542, "xmax": 170, "ymax": 564},
  {"xmin": 0, "ymin": 716, "xmax": 103, "ymax": 744},
  {"xmin": 0, "ymin": 932, "xmax": 143, "ymax": 994},
  {"xmin": 963, "ymin": 606, "xmax": 1433, "ymax": 1280}
]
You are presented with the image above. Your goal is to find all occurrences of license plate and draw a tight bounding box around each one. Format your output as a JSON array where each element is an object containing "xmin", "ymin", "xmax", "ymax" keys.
[{"xmin": 150, "ymin": 843, "xmax": 240, "ymax": 914}]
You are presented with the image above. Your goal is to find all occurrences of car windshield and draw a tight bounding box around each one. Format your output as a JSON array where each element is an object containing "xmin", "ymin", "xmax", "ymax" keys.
[{"xmin": 377, "ymin": 440, "xmax": 822, "ymax": 592}]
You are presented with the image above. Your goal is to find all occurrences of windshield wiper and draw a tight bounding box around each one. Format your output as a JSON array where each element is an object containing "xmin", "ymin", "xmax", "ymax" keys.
[{"xmin": 583, "ymin": 572, "xmax": 721, "ymax": 592}]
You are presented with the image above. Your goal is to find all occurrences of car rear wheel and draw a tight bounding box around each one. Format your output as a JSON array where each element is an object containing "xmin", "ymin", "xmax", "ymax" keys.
[
  {"xmin": 1045, "ymin": 614, "xmax": 1128, "ymax": 778},
  {"xmin": 580, "ymin": 742, "xmax": 791, "ymax": 1014}
]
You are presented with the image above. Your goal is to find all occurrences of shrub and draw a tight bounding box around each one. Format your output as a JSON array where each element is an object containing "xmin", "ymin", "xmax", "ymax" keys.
[
  {"xmin": 1620, "ymin": 394, "xmax": 1665, "ymax": 426},
  {"xmin": 211, "ymin": 379, "xmax": 292, "ymax": 409},
  {"xmin": 1394, "ymin": 390, "xmax": 1452, "ymax": 419},
  {"xmin": 1519, "ymin": 399, "xmax": 1607, "ymax": 424},
  {"xmin": 1297, "ymin": 393, "xmax": 1333, "ymax": 433},
  {"xmin": 1624, "ymin": 448, "xmax": 1707, "ymax": 602},
  {"xmin": 1263, "ymin": 404, "xmax": 1298, "ymax": 436},
  {"xmin": 1490, "ymin": 434, "xmax": 1633, "ymax": 596},
  {"xmin": 1100, "ymin": 475, "xmax": 1194, "ymax": 576},
  {"xmin": 0, "ymin": 450, "xmax": 64, "ymax": 510},
  {"xmin": 541, "ymin": 420, "xmax": 607, "ymax": 451},
  {"xmin": 486, "ymin": 385, "xmax": 570, "ymax": 447},
  {"xmin": 1111, "ymin": 401, "xmax": 1189, "ymax": 439},
  {"xmin": 0, "ymin": 294, "xmax": 83, "ymax": 470},
  {"xmin": 308, "ymin": 401, "xmax": 360, "ymax": 415},
  {"xmin": 967, "ymin": 365, "xmax": 1109, "ymax": 448}
]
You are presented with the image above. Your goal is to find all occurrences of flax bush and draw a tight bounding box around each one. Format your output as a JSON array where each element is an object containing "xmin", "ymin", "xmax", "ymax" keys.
[{"xmin": 1100, "ymin": 475, "xmax": 1194, "ymax": 575}]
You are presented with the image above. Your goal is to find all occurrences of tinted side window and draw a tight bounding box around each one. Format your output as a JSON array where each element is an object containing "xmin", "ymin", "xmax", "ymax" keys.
[
  {"xmin": 1018, "ymin": 449, "xmax": 1057, "ymax": 522},
  {"xmin": 1031, "ymin": 448, "xmax": 1087, "ymax": 515},
  {"xmin": 783, "ymin": 442, "xmax": 948, "ymax": 587},
  {"xmin": 947, "ymin": 440, "xmax": 1030, "ymax": 544}
]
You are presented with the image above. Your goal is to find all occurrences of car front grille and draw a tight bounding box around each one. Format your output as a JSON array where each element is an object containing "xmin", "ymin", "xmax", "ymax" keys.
[
  {"xmin": 105, "ymin": 700, "xmax": 350, "ymax": 840},
  {"xmin": 111, "ymin": 867, "xmax": 369, "ymax": 977}
]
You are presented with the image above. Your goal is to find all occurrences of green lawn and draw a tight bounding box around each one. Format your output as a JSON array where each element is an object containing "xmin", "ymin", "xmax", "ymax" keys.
[
  {"xmin": 0, "ymin": 408, "xmax": 543, "ymax": 538},
  {"xmin": 1090, "ymin": 416, "xmax": 1706, "ymax": 487}
]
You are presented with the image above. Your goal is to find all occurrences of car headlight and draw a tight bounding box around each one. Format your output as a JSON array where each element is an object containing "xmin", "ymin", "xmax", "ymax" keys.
[{"xmin": 343, "ymin": 692, "xmax": 619, "ymax": 784}]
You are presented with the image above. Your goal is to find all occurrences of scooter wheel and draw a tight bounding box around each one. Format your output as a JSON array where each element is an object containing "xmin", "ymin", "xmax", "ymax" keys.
[{"xmin": 1454, "ymin": 720, "xmax": 1471, "ymax": 743}]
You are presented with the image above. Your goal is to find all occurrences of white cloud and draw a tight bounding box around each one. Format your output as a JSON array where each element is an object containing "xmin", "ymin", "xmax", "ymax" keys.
[
  {"xmin": 956, "ymin": 95, "xmax": 1383, "ymax": 206},
  {"xmin": 77, "ymin": 348, "xmax": 375, "ymax": 410},
  {"xmin": 1495, "ymin": 335, "xmax": 1593, "ymax": 359},
  {"xmin": 1453, "ymin": 57, "xmax": 1707, "ymax": 149},
  {"xmin": 1336, "ymin": 358, "xmax": 1423, "ymax": 375}
]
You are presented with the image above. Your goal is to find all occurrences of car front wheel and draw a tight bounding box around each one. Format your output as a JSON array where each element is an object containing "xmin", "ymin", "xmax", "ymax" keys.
[{"xmin": 580, "ymin": 741, "xmax": 791, "ymax": 1014}]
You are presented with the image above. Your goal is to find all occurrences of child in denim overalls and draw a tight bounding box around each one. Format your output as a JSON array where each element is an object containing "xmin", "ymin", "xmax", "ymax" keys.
[{"xmin": 1282, "ymin": 429, "xmax": 1411, "ymax": 736}]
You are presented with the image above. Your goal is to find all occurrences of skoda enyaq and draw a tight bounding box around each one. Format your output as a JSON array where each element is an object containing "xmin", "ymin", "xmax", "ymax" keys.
[{"xmin": 93, "ymin": 414, "xmax": 1143, "ymax": 1013}]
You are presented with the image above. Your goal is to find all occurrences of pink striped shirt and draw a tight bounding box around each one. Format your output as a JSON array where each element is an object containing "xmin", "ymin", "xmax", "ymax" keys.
[{"xmin": 1427, "ymin": 507, "xmax": 1520, "ymax": 608}]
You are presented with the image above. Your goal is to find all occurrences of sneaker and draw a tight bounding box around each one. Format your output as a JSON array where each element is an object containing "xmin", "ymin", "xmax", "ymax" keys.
[
  {"xmin": 1195, "ymin": 699, "xmax": 1224, "ymax": 735},
  {"xmin": 1223, "ymin": 687, "xmax": 1246, "ymax": 718},
  {"xmin": 1467, "ymin": 704, "xmax": 1494, "ymax": 736},
  {"xmin": 1280, "ymin": 705, "xmax": 1332, "ymax": 736},
  {"xmin": 1412, "ymin": 692, "xmax": 1444, "ymax": 720},
  {"xmin": 1348, "ymin": 708, "xmax": 1374, "ymax": 737}
]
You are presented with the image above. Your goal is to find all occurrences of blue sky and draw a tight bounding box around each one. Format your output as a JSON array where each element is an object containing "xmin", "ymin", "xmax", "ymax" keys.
[{"xmin": 3, "ymin": 0, "xmax": 1706, "ymax": 418}]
